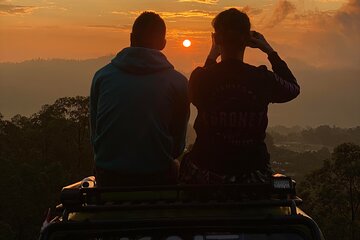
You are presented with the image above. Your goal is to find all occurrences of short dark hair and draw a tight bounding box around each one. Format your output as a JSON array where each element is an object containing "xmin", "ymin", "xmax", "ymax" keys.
[
  {"xmin": 131, "ymin": 11, "xmax": 166, "ymax": 49},
  {"xmin": 212, "ymin": 8, "xmax": 250, "ymax": 49}
]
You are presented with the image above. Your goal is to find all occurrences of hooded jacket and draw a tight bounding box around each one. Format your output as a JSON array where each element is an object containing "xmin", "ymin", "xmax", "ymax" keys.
[{"xmin": 90, "ymin": 47, "xmax": 189, "ymax": 174}]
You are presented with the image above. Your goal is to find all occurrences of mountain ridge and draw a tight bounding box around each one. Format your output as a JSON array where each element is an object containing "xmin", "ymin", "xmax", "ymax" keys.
[{"xmin": 1, "ymin": 56, "xmax": 359, "ymax": 127}]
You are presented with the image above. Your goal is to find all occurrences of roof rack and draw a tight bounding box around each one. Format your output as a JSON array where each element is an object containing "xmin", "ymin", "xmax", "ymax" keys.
[{"xmin": 57, "ymin": 175, "xmax": 302, "ymax": 221}]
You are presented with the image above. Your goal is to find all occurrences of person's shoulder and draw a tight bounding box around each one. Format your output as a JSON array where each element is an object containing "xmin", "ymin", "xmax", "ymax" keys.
[
  {"xmin": 256, "ymin": 64, "xmax": 269, "ymax": 72},
  {"xmin": 93, "ymin": 63, "xmax": 116, "ymax": 82},
  {"xmin": 193, "ymin": 66, "xmax": 207, "ymax": 74},
  {"xmin": 242, "ymin": 62, "xmax": 269, "ymax": 72},
  {"xmin": 242, "ymin": 63, "xmax": 272, "ymax": 80},
  {"xmin": 190, "ymin": 66, "xmax": 208, "ymax": 81},
  {"xmin": 172, "ymin": 69, "xmax": 188, "ymax": 81},
  {"xmin": 165, "ymin": 69, "xmax": 188, "ymax": 85}
]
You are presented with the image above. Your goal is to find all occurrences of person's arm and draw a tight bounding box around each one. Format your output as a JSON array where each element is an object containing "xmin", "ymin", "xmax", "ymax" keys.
[
  {"xmin": 248, "ymin": 31, "xmax": 300, "ymax": 103},
  {"xmin": 204, "ymin": 33, "xmax": 220, "ymax": 68},
  {"xmin": 89, "ymin": 74, "xmax": 100, "ymax": 145},
  {"xmin": 188, "ymin": 33, "xmax": 218, "ymax": 107},
  {"xmin": 171, "ymin": 77, "xmax": 190, "ymax": 159},
  {"xmin": 189, "ymin": 68, "xmax": 202, "ymax": 107},
  {"xmin": 266, "ymin": 51, "xmax": 300, "ymax": 103}
]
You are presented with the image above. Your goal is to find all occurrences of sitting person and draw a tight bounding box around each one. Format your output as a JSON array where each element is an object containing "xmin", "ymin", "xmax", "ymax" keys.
[
  {"xmin": 180, "ymin": 8, "xmax": 300, "ymax": 184},
  {"xmin": 90, "ymin": 12, "xmax": 189, "ymax": 187}
]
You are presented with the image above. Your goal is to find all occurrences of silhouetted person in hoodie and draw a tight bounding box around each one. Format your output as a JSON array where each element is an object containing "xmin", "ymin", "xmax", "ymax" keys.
[
  {"xmin": 90, "ymin": 12, "xmax": 189, "ymax": 187},
  {"xmin": 180, "ymin": 9, "xmax": 300, "ymax": 184}
]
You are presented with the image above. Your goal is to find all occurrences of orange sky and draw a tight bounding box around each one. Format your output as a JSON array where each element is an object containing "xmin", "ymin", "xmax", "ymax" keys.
[
  {"xmin": 1, "ymin": 0, "xmax": 360, "ymax": 126},
  {"xmin": 1, "ymin": 0, "xmax": 359, "ymax": 73}
]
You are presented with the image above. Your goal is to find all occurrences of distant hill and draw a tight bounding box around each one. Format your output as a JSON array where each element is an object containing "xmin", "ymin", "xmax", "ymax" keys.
[
  {"xmin": 268, "ymin": 61, "xmax": 360, "ymax": 127},
  {"xmin": 0, "ymin": 56, "xmax": 359, "ymax": 127},
  {"xmin": 0, "ymin": 56, "xmax": 111, "ymax": 119}
]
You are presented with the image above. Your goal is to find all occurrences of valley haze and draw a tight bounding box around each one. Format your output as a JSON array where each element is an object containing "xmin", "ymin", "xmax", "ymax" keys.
[{"xmin": 0, "ymin": 55, "xmax": 359, "ymax": 127}]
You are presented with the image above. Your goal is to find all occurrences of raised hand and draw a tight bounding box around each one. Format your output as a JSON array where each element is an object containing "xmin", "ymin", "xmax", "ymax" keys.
[
  {"xmin": 247, "ymin": 31, "xmax": 274, "ymax": 55},
  {"xmin": 208, "ymin": 32, "xmax": 221, "ymax": 60}
]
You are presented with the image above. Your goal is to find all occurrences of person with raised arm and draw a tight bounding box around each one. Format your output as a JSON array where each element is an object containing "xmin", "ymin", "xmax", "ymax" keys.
[{"xmin": 180, "ymin": 8, "xmax": 300, "ymax": 184}]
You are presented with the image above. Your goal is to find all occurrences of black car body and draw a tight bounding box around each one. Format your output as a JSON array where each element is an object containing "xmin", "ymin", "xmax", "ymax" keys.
[{"xmin": 39, "ymin": 176, "xmax": 325, "ymax": 240}]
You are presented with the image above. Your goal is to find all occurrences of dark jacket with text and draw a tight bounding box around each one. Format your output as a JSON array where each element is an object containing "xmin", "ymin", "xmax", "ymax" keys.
[{"xmin": 189, "ymin": 52, "xmax": 300, "ymax": 174}]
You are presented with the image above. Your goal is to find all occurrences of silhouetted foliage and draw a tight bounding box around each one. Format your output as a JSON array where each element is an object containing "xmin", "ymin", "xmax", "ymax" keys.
[
  {"xmin": 269, "ymin": 125, "xmax": 360, "ymax": 149},
  {"xmin": 298, "ymin": 143, "xmax": 360, "ymax": 240},
  {"xmin": 0, "ymin": 96, "xmax": 93, "ymax": 240},
  {"xmin": 270, "ymin": 145, "xmax": 331, "ymax": 181}
]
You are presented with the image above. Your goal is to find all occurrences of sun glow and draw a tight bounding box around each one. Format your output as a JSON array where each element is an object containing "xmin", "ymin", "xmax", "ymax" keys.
[{"xmin": 182, "ymin": 39, "xmax": 191, "ymax": 48}]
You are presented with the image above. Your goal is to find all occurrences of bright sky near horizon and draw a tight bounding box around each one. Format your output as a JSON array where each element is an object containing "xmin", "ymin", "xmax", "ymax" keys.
[{"xmin": 0, "ymin": 0, "xmax": 359, "ymax": 73}]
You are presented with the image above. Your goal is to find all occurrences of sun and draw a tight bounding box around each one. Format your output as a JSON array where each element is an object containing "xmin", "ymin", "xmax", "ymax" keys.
[{"xmin": 183, "ymin": 39, "xmax": 191, "ymax": 48}]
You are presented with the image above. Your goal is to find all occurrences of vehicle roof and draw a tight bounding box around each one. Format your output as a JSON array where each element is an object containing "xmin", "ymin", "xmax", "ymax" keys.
[{"xmin": 40, "ymin": 176, "xmax": 324, "ymax": 240}]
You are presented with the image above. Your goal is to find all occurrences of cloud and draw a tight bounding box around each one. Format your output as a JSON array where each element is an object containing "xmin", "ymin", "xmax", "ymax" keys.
[
  {"xmin": 111, "ymin": 11, "xmax": 129, "ymax": 16},
  {"xmin": 112, "ymin": 10, "xmax": 216, "ymax": 19},
  {"xmin": 296, "ymin": 0, "xmax": 360, "ymax": 41},
  {"xmin": 86, "ymin": 24, "xmax": 131, "ymax": 31},
  {"xmin": 177, "ymin": 0, "xmax": 219, "ymax": 5},
  {"xmin": 0, "ymin": 3, "xmax": 40, "ymax": 16},
  {"xmin": 279, "ymin": 0, "xmax": 360, "ymax": 35},
  {"xmin": 241, "ymin": 6, "xmax": 264, "ymax": 16},
  {"xmin": 160, "ymin": 10, "xmax": 216, "ymax": 19},
  {"xmin": 166, "ymin": 29, "xmax": 210, "ymax": 40},
  {"xmin": 268, "ymin": 0, "xmax": 360, "ymax": 68},
  {"xmin": 335, "ymin": 0, "xmax": 360, "ymax": 34},
  {"xmin": 221, "ymin": 6, "xmax": 263, "ymax": 16},
  {"xmin": 316, "ymin": 0, "xmax": 347, "ymax": 2},
  {"xmin": 267, "ymin": 0, "xmax": 296, "ymax": 27},
  {"xmin": 0, "ymin": 1, "xmax": 68, "ymax": 16}
]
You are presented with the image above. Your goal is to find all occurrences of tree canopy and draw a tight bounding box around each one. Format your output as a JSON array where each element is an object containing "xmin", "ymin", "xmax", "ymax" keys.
[
  {"xmin": 298, "ymin": 143, "xmax": 360, "ymax": 240},
  {"xmin": 0, "ymin": 96, "xmax": 93, "ymax": 240}
]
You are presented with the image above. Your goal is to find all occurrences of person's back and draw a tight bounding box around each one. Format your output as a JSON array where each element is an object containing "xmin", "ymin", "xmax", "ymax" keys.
[
  {"xmin": 90, "ymin": 12, "xmax": 189, "ymax": 186},
  {"xmin": 180, "ymin": 9, "xmax": 299, "ymax": 184}
]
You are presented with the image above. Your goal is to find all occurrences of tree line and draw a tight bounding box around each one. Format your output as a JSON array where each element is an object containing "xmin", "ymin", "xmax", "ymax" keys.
[
  {"xmin": 0, "ymin": 96, "xmax": 359, "ymax": 239},
  {"xmin": 0, "ymin": 97, "xmax": 93, "ymax": 240},
  {"xmin": 269, "ymin": 125, "xmax": 360, "ymax": 148}
]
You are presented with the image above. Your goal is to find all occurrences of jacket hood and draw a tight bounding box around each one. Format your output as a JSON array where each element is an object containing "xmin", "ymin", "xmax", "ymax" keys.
[{"xmin": 111, "ymin": 47, "xmax": 174, "ymax": 74}]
